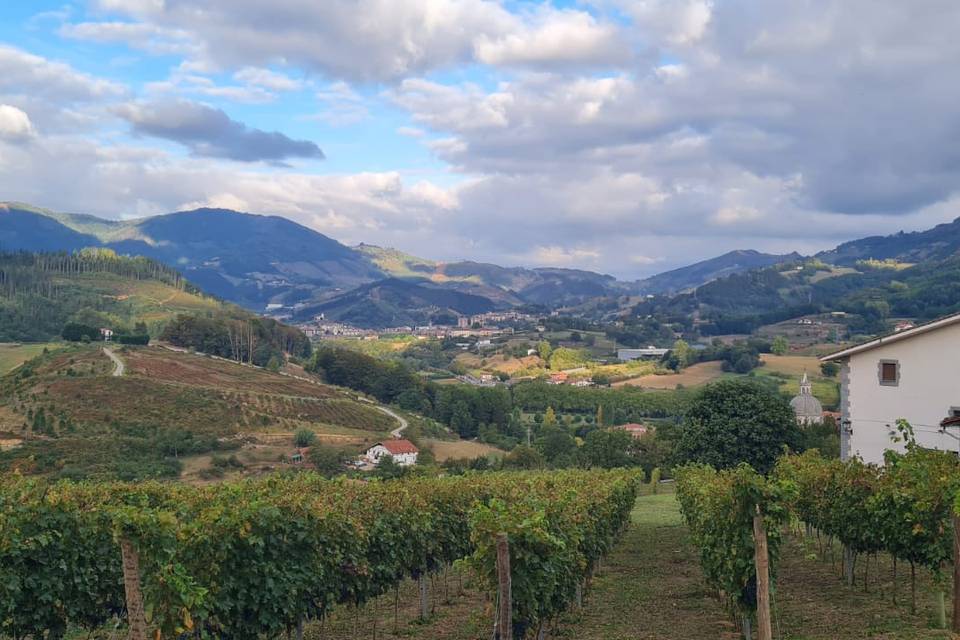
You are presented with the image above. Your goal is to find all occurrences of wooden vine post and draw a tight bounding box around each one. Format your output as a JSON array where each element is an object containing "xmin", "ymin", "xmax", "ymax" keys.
[
  {"xmin": 953, "ymin": 513, "xmax": 960, "ymax": 633},
  {"xmin": 496, "ymin": 533, "xmax": 513, "ymax": 640},
  {"xmin": 119, "ymin": 538, "xmax": 148, "ymax": 640},
  {"xmin": 752, "ymin": 506, "xmax": 772, "ymax": 640}
]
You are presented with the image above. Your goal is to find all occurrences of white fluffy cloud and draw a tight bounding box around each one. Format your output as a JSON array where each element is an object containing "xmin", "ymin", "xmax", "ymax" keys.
[
  {"xmin": 0, "ymin": 105, "xmax": 34, "ymax": 142},
  {"xmin": 79, "ymin": 0, "xmax": 630, "ymax": 80}
]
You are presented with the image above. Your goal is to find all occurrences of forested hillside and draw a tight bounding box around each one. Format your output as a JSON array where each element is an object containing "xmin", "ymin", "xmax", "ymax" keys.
[{"xmin": 0, "ymin": 249, "xmax": 219, "ymax": 341}]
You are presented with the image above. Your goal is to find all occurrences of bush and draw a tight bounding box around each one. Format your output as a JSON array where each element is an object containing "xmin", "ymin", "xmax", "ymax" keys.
[{"xmin": 294, "ymin": 429, "xmax": 316, "ymax": 448}]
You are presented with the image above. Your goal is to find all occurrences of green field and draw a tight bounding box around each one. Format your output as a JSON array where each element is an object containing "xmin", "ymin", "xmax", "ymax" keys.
[{"xmin": 0, "ymin": 342, "xmax": 58, "ymax": 375}]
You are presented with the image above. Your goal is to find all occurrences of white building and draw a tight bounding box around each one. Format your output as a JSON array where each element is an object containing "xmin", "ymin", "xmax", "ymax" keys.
[
  {"xmin": 617, "ymin": 347, "xmax": 669, "ymax": 361},
  {"xmin": 822, "ymin": 313, "xmax": 960, "ymax": 464},
  {"xmin": 364, "ymin": 439, "xmax": 419, "ymax": 466},
  {"xmin": 790, "ymin": 373, "xmax": 823, "ymax": 426}
]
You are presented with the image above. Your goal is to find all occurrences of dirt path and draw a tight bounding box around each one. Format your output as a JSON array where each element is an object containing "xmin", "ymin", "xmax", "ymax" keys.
[
  {"xmin": 103, "ymin": 346, "xmax": 125, "ymax": 376},
  {"xmin": 379, "ymin": 405, "xmax": 408, "ymax": 438}
]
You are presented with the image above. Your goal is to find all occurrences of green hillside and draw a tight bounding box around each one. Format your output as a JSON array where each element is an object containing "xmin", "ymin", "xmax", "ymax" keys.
[
  {"xmin": 0, "ymin": 249, "xmax": 225, "ymax": 341},
  {"xmin": 0, "ymin": 345, "xmax": 399, "ymax": 481}
]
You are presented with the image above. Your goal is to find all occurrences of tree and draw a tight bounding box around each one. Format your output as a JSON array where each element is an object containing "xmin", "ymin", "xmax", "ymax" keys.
[
  {"xmin": 581, "ymin": 429, "xmax": 634, "ymax": 469},
  {"xmin": 293, "ymin": 429, "xmax": 316, "ymax": 448},
  {"xmin": 537, "ymin": 340, "xmax": 553, "ymax": 364},
  {"xmin": 543, "ymin": 406, "xmax": 557, "ymax": 428},
  {"xmin": 672, "ymin": 339, "xmax": 692, "ymax": 369},
  {"xmin": 374, "ymin": 455, "xmax": 406, "ymax": 480},
  {"xmin": 771, "ymin": 336, "xmax": 789, "ymax": 356},
  {"xmin": 503, "ymin": 445, "xmax": 544, "ymax": 470},
  {"xmin": 820, "ymin": 361, "xmax": 840, "ymax": 377},
  {"xmin": 536, "ymin": 425, "xmax": 577, "ymax": 465},
  {"xmin": 596, "ymin": 404, "xmax": 605, "ymax": 427},
  {"xmin": 674, "ymin": 378, "xmax": 802, "ymax": 474},
  {"xmin": 591, "ymin": 372, "xmax": 610, "ymax": 387},
  {"xmin": 309, "ymin": 446, "xmax": 345, "ymax": 477},
  {"xmin": 62, "ymin": 322, "xmax": 100, "ymax": 342}
]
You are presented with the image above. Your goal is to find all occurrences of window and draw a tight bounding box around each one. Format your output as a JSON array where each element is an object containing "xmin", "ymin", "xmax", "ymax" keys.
[
  {"xmin": 950, "ymin": 407, "xmax": 960, "ymax": 418},
  {"xmin": 878, "ymin": 359, "xmax": 899, "ymax": 386}
]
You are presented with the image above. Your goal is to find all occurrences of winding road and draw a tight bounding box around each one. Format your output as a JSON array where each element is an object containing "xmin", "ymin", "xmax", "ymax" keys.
[
  {"xmin": 377, "ymin": 406, "xmax": 409, "ymax": 439},
  {"xmin": 103, "ymin": 346, "xmax": 125, "ymax": 377}
]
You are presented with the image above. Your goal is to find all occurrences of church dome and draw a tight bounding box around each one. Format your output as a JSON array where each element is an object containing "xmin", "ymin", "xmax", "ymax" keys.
[
  {"xmin": 790, "ymin": 393, "xmax": 823, "ymax": 418},
  {"xmin": 790, "ymin": 372, "xmax": 823, "ymax": 423}
]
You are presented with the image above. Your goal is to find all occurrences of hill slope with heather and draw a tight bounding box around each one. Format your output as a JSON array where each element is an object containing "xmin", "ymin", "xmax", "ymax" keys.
[{"xmin": 0, "ymin": 345, "xmax": 401, "ymax": 481}]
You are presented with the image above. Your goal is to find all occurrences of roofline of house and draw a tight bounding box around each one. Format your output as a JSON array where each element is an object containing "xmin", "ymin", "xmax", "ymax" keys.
[{"xmin": 820, "ymin": 311, "xmax": 960, "ymax": 362}]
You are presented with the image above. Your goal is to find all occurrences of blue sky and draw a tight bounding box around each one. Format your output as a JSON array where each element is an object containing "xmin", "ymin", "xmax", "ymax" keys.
[{"xmin": 0, "ymin": 1, "xmax": 958, "ymax": 278}]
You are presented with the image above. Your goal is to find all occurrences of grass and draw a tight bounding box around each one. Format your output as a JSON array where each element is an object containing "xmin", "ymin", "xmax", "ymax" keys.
[
  {"xmin": 0, "ymin": 342, "xmax": 59, "ymax": 375},
  {"xmin": 423, "ymin": 438, "xmax": 504, "ymax": 461},
  {"xmin": 614, "ymin": 361, "xmax": 725, "ymax": 389},
  {"xmin": 554, "ymin": 489, "xmax": 953, "ymax": 640}
]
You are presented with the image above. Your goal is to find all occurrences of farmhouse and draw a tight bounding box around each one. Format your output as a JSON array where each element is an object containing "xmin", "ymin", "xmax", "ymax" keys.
[
  {"xmin": 99, "ymin": 327, "xmax": 113, "ymax": 341},
  {"xmin": 822, "ymin": 312, "xmax": 960, "ymax": 464},
  {"xmin": 364, "ymin": 439, "xmax": 419, "ymax": 466},
  {"xmin": 616, "ymin": 423, "xmax": 650, "ymax": 439}
]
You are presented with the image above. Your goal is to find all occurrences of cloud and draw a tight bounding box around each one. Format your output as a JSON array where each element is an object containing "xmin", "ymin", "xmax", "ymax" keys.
[
  {"xmin": 0, "ymin": 105, "xmax": 35, "ymax": 142},
  {"xmin": 59, "ymin": 21, "xmax": 196, "ymax": 56},
  {"xmin": 233, "ymin": 67, "xmax": 303, "ymax": 92},
  {"xmin": 311, "ymin": 82, "xmax": 369, "ymax": 125},
  {"xmin": 115, "ymin": 99, "xmax": 325, "ymax": 162},
  {"xmin": 474, "ymin": 9, "xmax": 632, "ymax": 68},
  {"xmin": 0, "ymin": 45, "xmax": 125, "ymax": 102},
  {"xmin": 84, "ymin": 0, "xmax": 631, "ymax": 80}
]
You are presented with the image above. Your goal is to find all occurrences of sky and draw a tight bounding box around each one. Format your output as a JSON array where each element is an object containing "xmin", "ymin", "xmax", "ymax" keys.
[{"xmin": 1, "ymin": 1, "xmax": 959, "ymax": 279}]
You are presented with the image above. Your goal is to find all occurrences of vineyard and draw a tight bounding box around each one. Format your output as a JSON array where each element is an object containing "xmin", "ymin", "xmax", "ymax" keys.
[
  {"xmin": 676, "ymin": 435, "xmax": 960, "ymax": 638},
  {"xmin": 0, "ymin": 469, "xmax": 640, "ymax": 639}
]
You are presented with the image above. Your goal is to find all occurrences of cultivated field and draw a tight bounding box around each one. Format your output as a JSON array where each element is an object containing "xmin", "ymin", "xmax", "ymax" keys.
[
  {"xmin": 423, "ymin": 438, "xmax": 504, "ymax": 461},
  {"xmin": 614, "ymin": 360, "xmax": 725, "ymax": 389}
]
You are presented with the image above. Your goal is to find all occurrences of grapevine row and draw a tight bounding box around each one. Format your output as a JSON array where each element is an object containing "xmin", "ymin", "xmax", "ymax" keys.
[
  {"xmin": 0, "ymin": 469, "xmax": 640, "ymax": 639},
  {"xmin": 675, "ymin": 440, "xmax": 960, "ymax": 632}
]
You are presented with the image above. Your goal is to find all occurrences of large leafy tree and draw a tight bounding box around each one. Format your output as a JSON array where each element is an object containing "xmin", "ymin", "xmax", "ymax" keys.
[
  {"xmin": 581, "ymin": 428, "xmax": 635, "ymax": 469},
  {"xmin": 674, "ymin": 378, "xmax": 802, "ymax": 474}
]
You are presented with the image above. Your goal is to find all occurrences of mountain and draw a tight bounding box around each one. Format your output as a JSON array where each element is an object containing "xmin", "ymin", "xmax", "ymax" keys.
[
  {"xmin": 298, "ymin": 278, "xmax": 498, "ymax": 328},
  {"xmin": 819, "ymin": 216, "xmax": 960, "ymax": 265},
  {"xmin": 637, "ymin": 250, "xmax": 804, "ymax": 294},
  {"xmin": 357, "ymin": 244, "xmax": 631, "ymax": 306},
  {"xmin": 0, "ymin": 203, "xmax": 383, "ymax": 309}
]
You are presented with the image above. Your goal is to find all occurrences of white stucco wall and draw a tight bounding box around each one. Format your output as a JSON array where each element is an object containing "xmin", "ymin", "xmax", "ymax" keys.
[
  {"xmin": 365, "ymin": 445, "xmax": 418, "ymax": 466},
  {"xmin": 845, "ymin": 322, "xmax": 960, "ymax": 464}
]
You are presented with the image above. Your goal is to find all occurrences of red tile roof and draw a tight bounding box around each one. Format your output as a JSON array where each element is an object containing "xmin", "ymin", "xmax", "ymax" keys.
[{"xmin": 379, "ymin": 439, "xmax": 419, "ymax": 455}]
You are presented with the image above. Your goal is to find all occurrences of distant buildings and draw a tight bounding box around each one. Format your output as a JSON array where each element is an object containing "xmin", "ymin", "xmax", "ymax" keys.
[
  {"xmin": 822, "ymin": 312, "xmax": 960, "ymax": 464},
  {"xmin": 617, "ymin": 347, "xmax": 669, "ymax": 361},
  {"xmin": 364, "ymin": 439, "xmax": 419, "ymax": 466},
  {"xmin": 617, "ymin": 423, "xmax": 650, "ymax": 439}
]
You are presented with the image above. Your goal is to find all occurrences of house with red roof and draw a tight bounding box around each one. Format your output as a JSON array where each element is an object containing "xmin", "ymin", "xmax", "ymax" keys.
[{"xmin": 364, "ymin": 439, "xmax": 419, "ymax": 466}]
